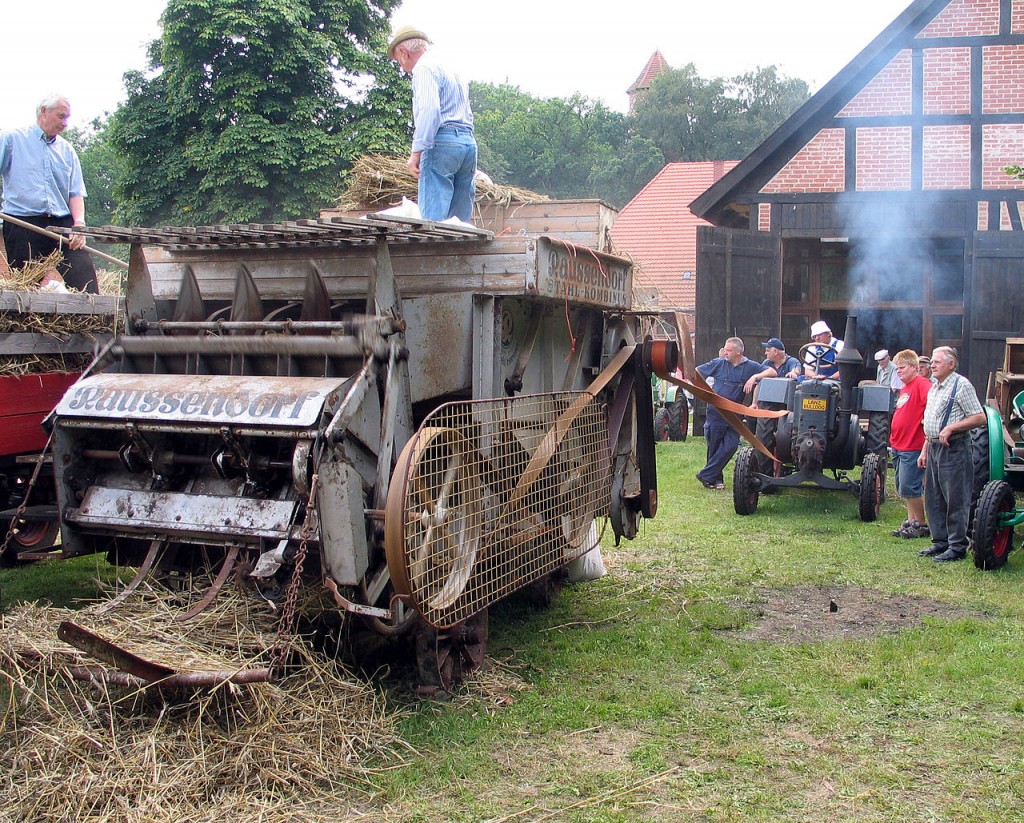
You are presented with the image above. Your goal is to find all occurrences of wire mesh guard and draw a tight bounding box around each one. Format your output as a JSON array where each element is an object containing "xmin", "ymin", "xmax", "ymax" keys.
[{"xmin": 385, "ymin": 392, "xmax": 611, "ymax": 628}]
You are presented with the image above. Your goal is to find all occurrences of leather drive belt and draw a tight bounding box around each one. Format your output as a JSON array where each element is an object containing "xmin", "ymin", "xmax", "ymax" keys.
[{"xmin": 658, "ymin": 313, "xmax": 785, "ymax": 462}]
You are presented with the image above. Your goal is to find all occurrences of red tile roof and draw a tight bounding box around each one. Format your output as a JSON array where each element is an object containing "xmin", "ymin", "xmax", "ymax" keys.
[
  {"xmin": 627, "ymin": 50, "xmax": 668, "ymax": 95},
  {"xmin": 610, "ymin": 161, "xmax": 739, "ymax": 311}
]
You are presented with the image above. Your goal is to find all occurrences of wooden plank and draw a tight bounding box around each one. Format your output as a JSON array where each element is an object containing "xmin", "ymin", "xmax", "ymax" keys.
[
  {"xmin": 0, "ymin": 291, "xmax": 120, "ymax": 316},
  {"xmin": 0, "ymin": 332, "xmax": 109, "ymax": 355},
  {"xmin": 0, "ymin": 371, "xmax": 80, "ymax": 456}
]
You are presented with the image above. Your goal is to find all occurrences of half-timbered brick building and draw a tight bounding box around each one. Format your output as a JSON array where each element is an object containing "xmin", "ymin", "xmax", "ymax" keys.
[{"xmin": 690, "ymin": 0, "xmax": 1024, "ymax": 391}]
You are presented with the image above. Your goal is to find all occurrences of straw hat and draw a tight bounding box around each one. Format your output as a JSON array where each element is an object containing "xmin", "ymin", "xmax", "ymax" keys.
[{"xmin": 387, "ymin": 26, "xmax": 429, "ymax": 59}]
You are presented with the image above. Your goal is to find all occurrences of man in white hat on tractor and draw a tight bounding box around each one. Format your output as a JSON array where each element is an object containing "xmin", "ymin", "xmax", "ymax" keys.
[{"xmin": 803, "ymin": 320, "xmax": 844, "ymax": 379}]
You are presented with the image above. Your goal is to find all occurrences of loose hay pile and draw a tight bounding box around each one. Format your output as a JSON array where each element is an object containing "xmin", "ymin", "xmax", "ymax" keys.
[
  {"xmin": 0, "ymin": 252, "xmax": 121, "ymax": 377},
  {"xmin": 337, "ymin": 154, "xmax": 549, "ymax": 212},
  {"xmin": 0, "ymin": 588, "xmax": 411, "ymax": 822}
]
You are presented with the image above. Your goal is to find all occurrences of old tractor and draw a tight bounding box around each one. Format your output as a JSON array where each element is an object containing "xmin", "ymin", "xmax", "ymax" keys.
[
  {"xmin": 46, "ymin": 211, "xmax": 663, "ymax": 695},
  {"xmin": 732, "ymin": 316, "xmax": 893, "ymax": 521}
]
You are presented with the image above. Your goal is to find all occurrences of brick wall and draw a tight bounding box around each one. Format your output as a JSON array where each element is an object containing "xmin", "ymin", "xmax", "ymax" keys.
[
  {"xmin": 856, "ymin": 127, "xmax": 912, "ymax": 191},
  {"xmin": 761, "ymin": 129, "xmax": 845, "ymax": 193},
  {"xmin": 924, "ymin": 125, "xmax": 972, "ymax": 188},
  {"xmin": 758, "ymin": 203, "xmax": 771, "ymax": 232},
  {"xmin": 1014, "ymin": 0, "xmax": 1024, "ymax": 33},
  {"xmin": 923, "ymin": 47, "xmax": 972, "ymax": 114},
  {"xmin": 838, "ymin": 50, "xmax": 912, "ymax": 117},
  {"xmin": 983, "ymin": 44, "xmax": 1024, "ymax": 112},
  {"xmin": 982, "ymin": 124, "xmax": 1024, "ymax": 188},
  {"xmin": 917, "ymin": 0, "xmax": 1000, "ymax": 38}
]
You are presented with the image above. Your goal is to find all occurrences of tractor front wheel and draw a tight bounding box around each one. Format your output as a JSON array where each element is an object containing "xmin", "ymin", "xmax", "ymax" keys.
[
  {"xmin": 733, "ymin": 446, "xmax": 760, "ymax": 515},
  {"xmin": 858, "ymin": 452, "xmax": 884, "ymax": 522},
  {"xmin": 972, "ymin": 479, "xmax": 1016, "ymax": 570}
]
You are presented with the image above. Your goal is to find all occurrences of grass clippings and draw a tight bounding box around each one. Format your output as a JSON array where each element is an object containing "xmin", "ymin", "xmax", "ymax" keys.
[
  {"xmin": 0, "ymin": 588, "xmax": 409, "ymax": 823},
  {"xmin": 337, "ymin": 154, "xmax": 548, "ymax": 213}
]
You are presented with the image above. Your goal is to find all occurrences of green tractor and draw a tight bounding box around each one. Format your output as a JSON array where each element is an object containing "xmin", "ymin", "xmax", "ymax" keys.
[
  {"xmin": 970, "ymin": 392, "xmax": 1024, "ymax": 570},
  {"xmin": 653, "ymin": 373, "xmax": 690, "ymax": 442}
]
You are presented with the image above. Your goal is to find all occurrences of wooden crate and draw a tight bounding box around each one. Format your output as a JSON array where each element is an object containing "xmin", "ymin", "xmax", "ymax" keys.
[
  {"xmin": 475, "ymin": 199, "xmax": 617, "ymax": 253},
  {"xmin": 995, "ymin": 370, "xmax": 1024, "ymax": 419},
  {"xmin": 1005, "ymin": 338, "xmax": 1024, "ymax": 374}
]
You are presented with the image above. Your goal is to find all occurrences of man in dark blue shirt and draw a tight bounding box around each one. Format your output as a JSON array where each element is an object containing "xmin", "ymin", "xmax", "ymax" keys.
[{"xmin": 695, "ymin": 337, "xmax": 763, "ymax": 489}]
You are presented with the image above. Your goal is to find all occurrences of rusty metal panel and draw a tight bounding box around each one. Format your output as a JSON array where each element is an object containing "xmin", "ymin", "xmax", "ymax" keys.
[
  {"xmin": 67, "ymin": 487, "xmax": 296, "ymax": 542},
  {"xmin": 534, "ymin": 237, "xmax": 632, "ymax": 309},
  {"xmin": 318, "ymin": 459, "xmax": 369, "ymax": 585},
  {"xmin": 402, "ymin": 294, "xmax": 474, "ymax": 402},
  {"xmin": 55, "ymin": 374, "xmax": 346, "ymax": 428}
]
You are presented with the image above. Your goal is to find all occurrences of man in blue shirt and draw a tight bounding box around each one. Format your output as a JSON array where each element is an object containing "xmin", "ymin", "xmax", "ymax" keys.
[
  {"xmin": 0, "ymin": 96, "xmax": 98, "ymax": 293},
  {"xmin": 388, "ymin": 27, "xmax": 477, "ymax": 223},
  {"xmin": 695, "ymin": 337, "xmax": 763, "ymax": 489}
]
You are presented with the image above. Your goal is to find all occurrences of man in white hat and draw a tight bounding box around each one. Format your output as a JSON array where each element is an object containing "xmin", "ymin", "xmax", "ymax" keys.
[
  {"xmin": 803, "ymin": 320, "xmax": 844, "ymax": 379},
  {"xmin": 387, "ymin": 26, "xmax": 477, "ymax": 223},
  {"xmin": 875, "ymin": 349, "xmax": 902, "ymax": 391}
]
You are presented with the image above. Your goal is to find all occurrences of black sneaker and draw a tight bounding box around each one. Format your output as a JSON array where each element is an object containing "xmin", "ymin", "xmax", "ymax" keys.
[
  {"xmin": 934, "ymin": 548, "xmax": 966, "ymax": 563},
  {"xmin": 918, "ymin": 544, "xmax": 946, "ymax": 557}
]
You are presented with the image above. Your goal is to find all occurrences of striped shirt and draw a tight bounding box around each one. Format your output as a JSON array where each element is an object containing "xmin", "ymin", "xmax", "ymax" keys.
[
  {"xmin": 411, "ymin": 49, "xmax": 474, "ymax": 153},
  {"xmin": 922, "ymin": 373, "xmax": 983, "ymax": 439}
]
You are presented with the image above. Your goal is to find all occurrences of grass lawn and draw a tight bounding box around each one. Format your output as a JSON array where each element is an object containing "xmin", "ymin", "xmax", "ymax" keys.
[{"xmin": 3, "ymin": 438, "xmax": 1024, "ymax": 821}]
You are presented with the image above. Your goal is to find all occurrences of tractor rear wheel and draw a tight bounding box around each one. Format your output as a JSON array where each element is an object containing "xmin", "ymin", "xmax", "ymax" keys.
[
  {"xmin": 654, "ymin": 407, "xmax": 670, "ymax": 441},
  {"xmin": 972, "ymin": 479, "xmax": 1016, "ymax": 570},
  {"xmin": 733, "ymin": 446, "xmax": 760, "ymax": 515},
  {"xmin": 858, "ymin": 452, "xmax": 884, "ymax": 522},
  {"xmin": 666, "ymin": 400, "xmax": 687, "ymax": 442}
]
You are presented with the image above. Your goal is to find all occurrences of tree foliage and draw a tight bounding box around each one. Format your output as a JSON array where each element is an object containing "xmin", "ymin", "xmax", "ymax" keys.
[
  {"xmin": 471, "ymin": 84, "xmax": 662, "ymax": 207},
  {"xmin": 65, "ymin": 119, "xmax": 122, "ymax": 228},
  {"xmin": 107, "ymin": 0, "xmax": 405, "ymax": 225},
  {"xmin": 631, "ymin": 64, "xmax": 810, "ymax": 163}
]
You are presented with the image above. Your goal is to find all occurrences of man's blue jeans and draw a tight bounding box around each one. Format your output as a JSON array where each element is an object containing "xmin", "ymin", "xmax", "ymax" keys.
[
  {"xmin": 419, "ymin": 126, "xmax": 477, "ymax": 222},
  {"xmin": 698, "ymin": 422, "xmax": 741, "ymax": 485}
]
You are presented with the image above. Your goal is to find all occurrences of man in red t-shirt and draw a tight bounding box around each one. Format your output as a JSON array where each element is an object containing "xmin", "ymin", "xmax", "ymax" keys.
[{"xmin": 889, "ymin": 349, "xmax": 931, "ymax": 538}]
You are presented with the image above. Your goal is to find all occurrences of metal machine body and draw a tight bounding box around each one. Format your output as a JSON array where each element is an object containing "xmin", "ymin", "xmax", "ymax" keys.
[{"xmin": 49, "ymin": 214, "xmax": 660, "ymax": 693}]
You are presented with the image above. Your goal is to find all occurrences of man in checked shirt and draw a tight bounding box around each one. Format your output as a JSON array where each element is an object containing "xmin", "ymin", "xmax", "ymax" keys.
[{"xmin": 916, "ymin": 347, "xmax": 986, "ymax": 563}]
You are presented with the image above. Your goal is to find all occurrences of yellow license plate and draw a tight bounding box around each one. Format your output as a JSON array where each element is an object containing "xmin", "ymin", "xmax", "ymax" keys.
[{"xmin": 802, "ymin": 398, "xmax": 827, "ymax": 412}]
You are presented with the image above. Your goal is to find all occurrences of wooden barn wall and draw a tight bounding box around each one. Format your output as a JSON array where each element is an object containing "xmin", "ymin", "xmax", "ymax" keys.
[{"xmin": 971, "ymin": 231, "xmax": 1024, "ymax": 392}]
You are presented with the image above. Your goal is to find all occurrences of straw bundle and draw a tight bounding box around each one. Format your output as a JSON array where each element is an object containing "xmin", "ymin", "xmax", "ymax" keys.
[
  {"xmin": 0, "ymin": 587, "xmax": 411, "ymax": 822},
  {"xmin": 336, "ymin": 154, "xmax": 548, "ymax": 212},
  {"xmin": 0, "ymin": 252, "xmax": 121, "ymax": 377}
]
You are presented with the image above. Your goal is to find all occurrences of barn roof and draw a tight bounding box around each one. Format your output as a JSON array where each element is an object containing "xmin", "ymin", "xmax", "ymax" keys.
[
  {"xmin": 689, "ymin": 0, "xmax": 947, "ymax": 225},
  {"xmin": 610, "ymin": 161, "xmax": 738, "ymax": 310}
]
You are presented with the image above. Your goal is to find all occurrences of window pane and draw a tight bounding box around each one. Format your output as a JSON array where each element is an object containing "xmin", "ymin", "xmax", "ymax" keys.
[{"xmin": 933, "ymin": 314, "xmax": 963, "ymax": 341}]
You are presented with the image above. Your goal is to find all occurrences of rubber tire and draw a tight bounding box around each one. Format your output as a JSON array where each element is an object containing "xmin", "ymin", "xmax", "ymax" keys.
[
  {"xmin": 858, "ymin": 451, "xmax": 883, "ymax": 522},
  {"xmin": 972, "ymin": 479, "xmax": 1015, "ymax": 570},
  {"xmin": 968, "ymin": 424, "xmax": 991, "ymax": 539},
  {"xmin": 669, "ymin": 401, "xmax": 687, "ymax": 441},
  {"xmin": 0, "ymin": 520, "xmax": 60, "ymax": 566},
  {"xmin": 865, "ymin": 411, "xmax": 891, "ymax": 460},
  {"xmin": 733, "ymin": 446, "xmax": 760, "ymax": 515},
  {"xmin": 654, "ymin": 407, "xmax": 671, "ymax": 441}
]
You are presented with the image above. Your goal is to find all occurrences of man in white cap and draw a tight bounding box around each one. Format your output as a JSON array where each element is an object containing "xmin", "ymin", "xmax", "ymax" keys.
[
  {"xmin": 875, "ymin": 349, "xmax": 902, "ymax": 391},
  {"xmin": 803, "ymin": 320, "xmax": 844, "ymax": 379},
  {"xmin": 387, "ymin": 26, "xmax": 477, "ymax": 223}
]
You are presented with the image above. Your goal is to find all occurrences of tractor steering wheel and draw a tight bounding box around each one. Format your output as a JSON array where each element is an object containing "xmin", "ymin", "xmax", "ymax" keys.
[{"xmin": 798, "ymin": 342, "xmax": 840, "ymax": 378}]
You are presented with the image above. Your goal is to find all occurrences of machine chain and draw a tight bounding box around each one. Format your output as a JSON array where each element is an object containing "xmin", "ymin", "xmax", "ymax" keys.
[{"xmin": 268, "ymin": 473, "xmax": 319, "ymax": 678}]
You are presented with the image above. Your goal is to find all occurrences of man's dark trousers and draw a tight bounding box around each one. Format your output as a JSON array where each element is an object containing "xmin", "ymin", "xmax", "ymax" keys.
[{"xmin": 924, "ymin": 437, "xmax": 973, "ymax": 556}]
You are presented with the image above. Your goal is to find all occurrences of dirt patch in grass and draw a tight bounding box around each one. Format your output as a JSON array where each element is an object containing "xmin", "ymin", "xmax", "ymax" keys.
[{"xmin": 735, "ymin": 585, "xmax": 984, "ymax": 643}]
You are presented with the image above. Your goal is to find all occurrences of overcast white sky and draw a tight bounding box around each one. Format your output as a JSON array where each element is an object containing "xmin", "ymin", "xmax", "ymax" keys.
[{"xmin": 0, "ymin": 0, "xmax": 913, "ymax": 132}]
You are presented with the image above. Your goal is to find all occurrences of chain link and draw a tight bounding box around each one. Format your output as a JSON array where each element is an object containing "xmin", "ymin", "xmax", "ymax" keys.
[{"xmin": 268, "ymin": 473, "xmax": 319, "ymax": 678}]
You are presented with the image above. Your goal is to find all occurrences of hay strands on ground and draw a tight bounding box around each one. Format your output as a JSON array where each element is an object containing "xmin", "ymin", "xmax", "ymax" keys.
[
  {"xmin": 0, "ymin": 588, "xmax": 411, "ymax": 822},
  {"xmin": 56, "ymin": 620, "xmax": 273, "ymax": 691}
]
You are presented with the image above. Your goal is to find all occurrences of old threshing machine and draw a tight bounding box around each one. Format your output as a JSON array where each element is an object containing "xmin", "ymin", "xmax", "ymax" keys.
[{"xmin": 48, "ymin": 212, "xmax": 662, "ymax": 693}]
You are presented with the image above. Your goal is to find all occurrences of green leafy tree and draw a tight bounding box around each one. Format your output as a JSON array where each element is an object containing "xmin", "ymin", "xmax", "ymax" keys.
[
  {"xmin": 65, "ymin": 118, "xmax": 122, "ymax": 228},
  {"xmin": 632, "ymin": 63, "xmax": 809, "ymax": 162},
  {"xmin": 471, "ymin": 83, "xmax": 662, "ymax": 207},
  {"xmin": 107, "ymin": 0, "xmax": 406, "ymax": 225}
]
